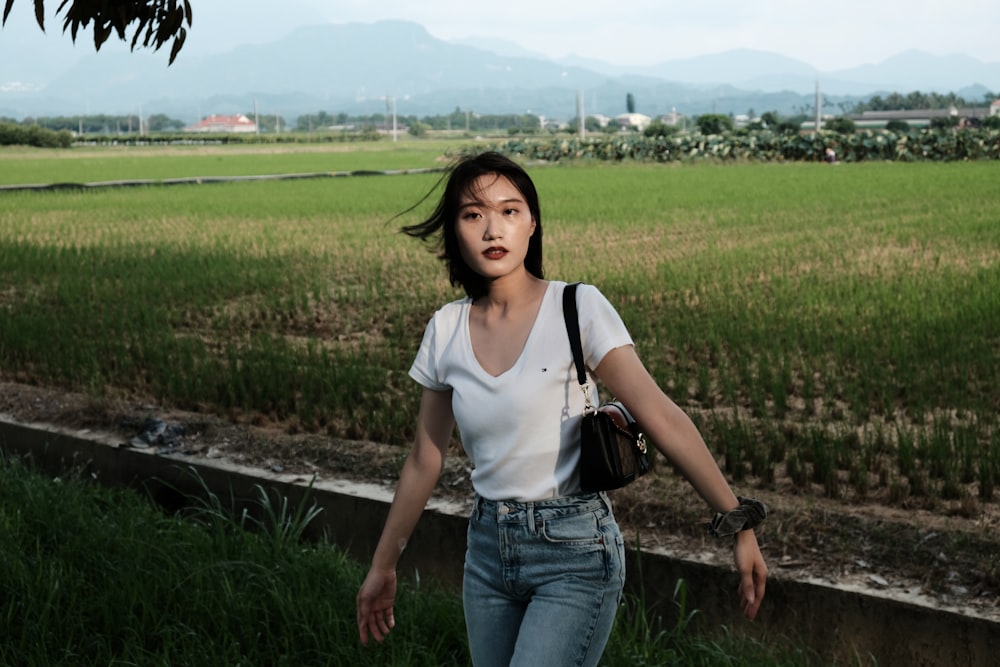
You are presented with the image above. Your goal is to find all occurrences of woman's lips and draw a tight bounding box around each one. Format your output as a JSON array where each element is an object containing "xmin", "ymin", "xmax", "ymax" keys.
[{"xmin": 483, "ymin": 246, "xmax": 508, "ymax": 259}]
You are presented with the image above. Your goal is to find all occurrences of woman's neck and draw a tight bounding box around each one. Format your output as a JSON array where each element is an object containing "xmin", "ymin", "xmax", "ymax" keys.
[{"xmin": 476, "ymin": 272, "xmax": 547, "ymax": 313}]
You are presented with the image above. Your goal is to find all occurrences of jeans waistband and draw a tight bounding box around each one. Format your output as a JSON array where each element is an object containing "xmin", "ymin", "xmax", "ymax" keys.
[{"xmin": 474, "ymin": 492, "xmax": 609, "ymax": 521}]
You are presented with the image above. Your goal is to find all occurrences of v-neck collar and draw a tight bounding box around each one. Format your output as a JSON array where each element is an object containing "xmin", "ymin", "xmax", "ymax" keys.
[{"xmin": 466, "ymin": 281, "xmax": 554, "ymax": 380}]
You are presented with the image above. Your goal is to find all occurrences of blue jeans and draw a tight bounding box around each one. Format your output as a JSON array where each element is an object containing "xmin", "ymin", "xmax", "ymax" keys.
[{"xmin": 463, "ymin": 493, "xmax": 626, "ymax": 667}]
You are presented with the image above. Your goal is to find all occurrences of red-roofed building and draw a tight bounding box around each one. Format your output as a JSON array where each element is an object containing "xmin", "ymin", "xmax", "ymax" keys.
[{"xmin": 185, "ymin": 114, "xmax": 258, "ymax": 133}]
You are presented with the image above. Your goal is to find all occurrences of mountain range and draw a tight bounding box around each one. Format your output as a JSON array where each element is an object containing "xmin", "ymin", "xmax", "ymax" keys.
[{"xmin": 1, "ymin": 20, "xmax": 998, "ymax": 123}]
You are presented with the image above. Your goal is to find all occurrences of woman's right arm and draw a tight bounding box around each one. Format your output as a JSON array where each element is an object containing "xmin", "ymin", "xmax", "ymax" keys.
[{"xmin": 356, "ymin": 387, "xmax": 455, "ymax": 645}]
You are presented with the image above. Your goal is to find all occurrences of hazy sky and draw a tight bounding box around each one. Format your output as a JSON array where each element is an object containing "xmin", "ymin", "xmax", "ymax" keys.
[
  {"xmin": 307, "ymin": 0, "xmax": 1000, "ymax": 71},
  {"xmin": 2, "ymin": 0, "xmax": 999, "ymax": 72}
]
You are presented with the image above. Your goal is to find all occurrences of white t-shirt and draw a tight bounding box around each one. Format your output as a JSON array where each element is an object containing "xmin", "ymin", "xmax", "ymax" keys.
[{"xmin": 408, "ymin": 281, "xmax": 633, "ymax": 501}]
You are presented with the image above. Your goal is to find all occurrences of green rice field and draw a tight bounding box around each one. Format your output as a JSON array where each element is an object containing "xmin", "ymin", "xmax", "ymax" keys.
[
  {"xmin": 0, "ymin": 141, "xmax": 455, "ymax": 185},
  {"xmin": 1, "ymin": 144, "xmax": 998, "ymax": 504}
]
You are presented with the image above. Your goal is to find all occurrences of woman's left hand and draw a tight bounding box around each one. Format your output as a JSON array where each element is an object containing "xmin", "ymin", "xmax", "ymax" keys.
[{"xmin": 733, "ymin": 530, "xmax": 768, "ymax": 619}]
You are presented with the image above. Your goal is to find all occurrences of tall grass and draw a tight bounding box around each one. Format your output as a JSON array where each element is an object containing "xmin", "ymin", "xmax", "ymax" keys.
[
  {"xmin": 0, "ymin": 156, "xmax": 997, "ymax": 504},
  {"xmin": 0, "ymin": 454, "xmax": 468, "ymax": 665},
  {"xmin": 0, "ymin": 455, "xmax": 830, "ymax": 666}
]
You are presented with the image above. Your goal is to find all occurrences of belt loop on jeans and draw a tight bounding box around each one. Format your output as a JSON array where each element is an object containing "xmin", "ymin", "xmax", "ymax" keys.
[
  {"xmin": 527, "ymin": 501, "xmax": 536, "ymax": 534},
  {"xmin": 473, "ymin": 494, "xmax": 484, "ymax": 520}
]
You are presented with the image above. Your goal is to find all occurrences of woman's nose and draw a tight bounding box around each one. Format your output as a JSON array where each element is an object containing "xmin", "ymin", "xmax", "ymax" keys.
[{"xmin": 483, "ymin": 218, "xmax": 502, "ymax": 241}]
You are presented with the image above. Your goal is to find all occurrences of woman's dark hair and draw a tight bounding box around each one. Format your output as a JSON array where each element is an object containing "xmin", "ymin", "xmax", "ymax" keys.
[{"xmin": 401, "ymin": 151, "xmax": 543, "ymax": 299}]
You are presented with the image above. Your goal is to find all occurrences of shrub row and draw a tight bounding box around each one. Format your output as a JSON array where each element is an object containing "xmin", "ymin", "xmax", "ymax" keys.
[
  {"xmin": 485, "ymin": 128, "xmax": 1000, "ymax": 163},
  {"xmin": 0, "ymin": 122, "xmax": 72, "ymax": 148}
]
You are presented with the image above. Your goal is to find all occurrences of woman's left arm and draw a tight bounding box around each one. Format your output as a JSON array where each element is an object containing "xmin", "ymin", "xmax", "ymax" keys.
[{"xmin": 594, "ymin": 344, "xmax": 768, "ymax": 619}]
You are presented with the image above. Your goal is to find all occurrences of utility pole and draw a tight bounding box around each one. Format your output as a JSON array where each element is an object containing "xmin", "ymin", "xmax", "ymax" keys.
[
  {"xmin": 577, "ymin": 89, "xmax": 585, "ymax": 139},
  {"xmin": 815, "ymin": 79, "xmax": 822, "ymax": 132},
  {"xmin": 391, "ymin": 96, "xmax": 398, "ymax": 143}
]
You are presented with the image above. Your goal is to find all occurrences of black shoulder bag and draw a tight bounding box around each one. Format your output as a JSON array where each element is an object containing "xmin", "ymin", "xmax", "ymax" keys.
[{"xmin": 563, "ymin": 283, "xmax": 652, "ymax": 492}]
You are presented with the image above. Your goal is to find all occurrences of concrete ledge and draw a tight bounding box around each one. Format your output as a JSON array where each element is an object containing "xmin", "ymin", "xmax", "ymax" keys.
[{"xmin": 2, "ymin": 417, "xmax": 997, "ymax": 666}]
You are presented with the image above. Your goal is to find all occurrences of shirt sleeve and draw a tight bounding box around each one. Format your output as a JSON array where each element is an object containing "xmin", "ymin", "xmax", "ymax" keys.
[
  {"xmin": 576, "ymin": 283, "xmax": 634, "ymax": 371},
  {"xmin": 408, "ymin": 312, "xmax": 451, "ymax": 391}
]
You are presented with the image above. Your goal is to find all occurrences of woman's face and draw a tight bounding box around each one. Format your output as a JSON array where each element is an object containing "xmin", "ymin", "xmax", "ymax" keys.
[{"xmin": 455, "ymin": 174, "xmax": 536, "ymax": 284}]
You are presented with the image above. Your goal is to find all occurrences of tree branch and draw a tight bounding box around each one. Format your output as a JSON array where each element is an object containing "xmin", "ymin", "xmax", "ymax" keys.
[{"xmin": 2, "ymin": 0, "xmax": 193, "ymax": 64}]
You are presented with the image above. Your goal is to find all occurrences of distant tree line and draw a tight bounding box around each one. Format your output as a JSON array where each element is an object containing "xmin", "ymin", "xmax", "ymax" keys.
[
  {"xmin": 7, "ymin": 108, "xmax": 545, "ymax": 137},
  {"xmin": 412, "ymin": 108, "xmax": 543, "ymax": 134},
  {"xmin": 723, "ymin": 111, "xmax": 809, "ymax": 134},
  {"xmin": 5, "ymin": 90, "xmax": 1000, "ymax": 147},
  {"xmin": 850, "ymin": 90, "xmax": 998, "ymax": 113},
  {"xmin": 14, "ymin": 113, "xmax": 185, "ymax": 134},
  {"xmin": 293, "ymin": 108, "xmax": 543, "ymax": 135},
  {"xmin": 1, "ymin": 107, "xmax": 552, "ymax": 147}
]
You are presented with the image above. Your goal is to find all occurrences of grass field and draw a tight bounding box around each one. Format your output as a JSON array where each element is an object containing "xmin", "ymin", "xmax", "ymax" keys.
[
  {"xmin": 1, "ymin": 145, "xmax": 998, "ymax": 505},
  {"xmin": 0, "ymin": 140, "xmax": 457, "ymax": 185}
]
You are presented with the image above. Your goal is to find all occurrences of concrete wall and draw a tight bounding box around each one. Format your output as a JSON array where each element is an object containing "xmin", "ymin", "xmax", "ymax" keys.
[{"xmin": 2, "ymin": 418, "xmax": 998, "ymax": 666}]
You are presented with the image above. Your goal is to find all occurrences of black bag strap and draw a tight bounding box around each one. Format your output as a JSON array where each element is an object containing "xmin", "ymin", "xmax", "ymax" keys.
[{"xmin": 562, "ymin": 282, "xmax": 587, "ymax": 388}]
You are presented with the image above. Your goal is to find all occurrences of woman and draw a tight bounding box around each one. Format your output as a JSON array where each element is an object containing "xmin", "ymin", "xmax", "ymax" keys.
[{"xmin": 356, "ymin": 151, "xmax": 768, "ymax": 666}]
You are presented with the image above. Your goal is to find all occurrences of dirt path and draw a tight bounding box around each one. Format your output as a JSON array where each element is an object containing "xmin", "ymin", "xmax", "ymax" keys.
[{"xmin": 2, "ymin": 380, "xmax": 998, "ymax": 623}]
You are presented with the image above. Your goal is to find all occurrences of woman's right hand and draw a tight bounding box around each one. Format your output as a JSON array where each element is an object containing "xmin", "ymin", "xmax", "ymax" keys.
[
  {"xmin": 357, "ymin": 567, "xmax": 399, "ymax": 645},
  {"xmin": 357, "ymin": 388, "xmax": 454, "ymax": 645}
]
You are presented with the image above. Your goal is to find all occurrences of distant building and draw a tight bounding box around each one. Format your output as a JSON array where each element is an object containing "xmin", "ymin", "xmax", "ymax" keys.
[
  {"xmin": 615, "ymin": 112, "xmax": 652, "ymax": 131},
  {"xmin": 661, "ymin": 108, "xmax": 685, "ymax": 127},
  {"xmin": 991, "ymin": 100, "xmax": 1000, "ymax": 117},
  {"xmin": 185, "ymin": 114, "xmax": 257, "ymax": 133},
  {"xmin": 589, "ymin": 113, "xmax": 613, "ymax": 128},
  {"xmin": 846, "ymin": 105, "xmax": 992, "ymax": 129}
]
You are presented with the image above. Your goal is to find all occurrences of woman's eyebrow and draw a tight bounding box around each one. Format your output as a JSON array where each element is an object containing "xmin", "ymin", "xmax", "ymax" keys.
[{"xmin": 458, "ymin": 195, "xmax": 524, "ymax": 210}]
